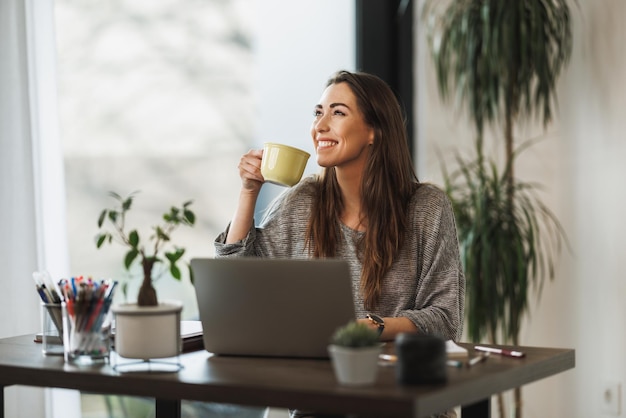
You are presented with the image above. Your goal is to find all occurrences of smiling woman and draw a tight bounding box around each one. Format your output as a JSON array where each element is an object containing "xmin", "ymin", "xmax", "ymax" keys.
[{"xmin": 217, "ymin": 70, "xmax": 464, "ymax": 418}]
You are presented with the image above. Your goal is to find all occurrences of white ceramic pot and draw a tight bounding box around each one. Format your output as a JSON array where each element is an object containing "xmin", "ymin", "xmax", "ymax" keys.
[
  {"xmin": 112, "ymin": 300, "xmax": 182, "ymax": 360},
  {"xmin": 328, "ymin": 344, "xmax": 383, "ymax": 386}
]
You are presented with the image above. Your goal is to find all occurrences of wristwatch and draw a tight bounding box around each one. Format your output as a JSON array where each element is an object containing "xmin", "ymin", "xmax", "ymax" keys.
[{"xmin": 366, "ymin": 313, "xmax": 385, "ymax": 336}]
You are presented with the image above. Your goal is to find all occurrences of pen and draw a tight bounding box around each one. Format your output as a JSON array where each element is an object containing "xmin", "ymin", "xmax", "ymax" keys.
[
  {"xmin": 379, "ymin": 354, "xmax": 396, "ymax": 363},
  {"xmin": 474, "ymin": 345, "xmax": 526, "ymax": 358},
  {"xmin": 379, "ymin": 354, "xmax": 467, "ymax": 369},
  {"xmin": 41, "ymin": 271, "xmax": 62, "ymax": 303},
  {"xmin": 36, "ymin": 285, "xmax": 49, "ymax": 303},
  {"xmin": 467, "ymin": 352, "xmax": 490, "ymax": 367},
  {"xmin": 447, "ymin": 359, "xmax": 463, "ymax": 368}
]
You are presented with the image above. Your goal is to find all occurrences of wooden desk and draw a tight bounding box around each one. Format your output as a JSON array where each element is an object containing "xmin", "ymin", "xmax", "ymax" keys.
[{"xmin": 0, "ymin": 335, "xmax": 574, "ymax": 418}]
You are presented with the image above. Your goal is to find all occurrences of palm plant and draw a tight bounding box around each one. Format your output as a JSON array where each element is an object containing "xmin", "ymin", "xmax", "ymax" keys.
[
  {"xmin": 424, "ymin": 1, "xmax": 573, "ymax": 416},
  {"xmin": 441, "ymin": 140, "xmax": 567, "ymax": 346}
]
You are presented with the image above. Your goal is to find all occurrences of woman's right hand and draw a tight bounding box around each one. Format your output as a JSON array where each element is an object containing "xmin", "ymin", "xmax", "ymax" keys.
[
  {"xmin": 238, "ymin": 149, "xmax": 265, "ymax": 193},
  {"xmin": 225, "ymin": 149, "xmax": 265, "ymax": 244}
]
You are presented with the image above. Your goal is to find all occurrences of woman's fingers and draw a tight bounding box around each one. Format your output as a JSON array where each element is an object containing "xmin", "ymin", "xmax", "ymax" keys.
[{"xmin": 238, "ymin": 149, "xmax": 264, "ymax": 191}]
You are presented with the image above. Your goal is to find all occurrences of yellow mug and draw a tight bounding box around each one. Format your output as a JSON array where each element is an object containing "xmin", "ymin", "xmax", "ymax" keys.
[{"xmin": 261, "ymin": 142, "xmax": 311, "ymax": 187}]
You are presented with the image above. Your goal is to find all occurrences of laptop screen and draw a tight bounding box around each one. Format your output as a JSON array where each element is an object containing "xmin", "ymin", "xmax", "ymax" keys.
[{"xmin": 191, "ymin": 257, "xmax": 356, "ymax": 358}]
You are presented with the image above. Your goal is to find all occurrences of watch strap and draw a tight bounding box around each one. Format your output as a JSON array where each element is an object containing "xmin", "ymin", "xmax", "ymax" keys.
[{"xmin": 366, "ymin": 313, "xmax": 384, "ymax": 336}]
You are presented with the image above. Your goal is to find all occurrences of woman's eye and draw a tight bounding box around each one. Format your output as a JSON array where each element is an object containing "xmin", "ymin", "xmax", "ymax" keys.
[
  {"xmin": 333, "ymin": 110, "xmax": 346, "ymax": 116},
  {"xmin": 313, "ymin": 109, "xmax": 322, "ymax": 117}
]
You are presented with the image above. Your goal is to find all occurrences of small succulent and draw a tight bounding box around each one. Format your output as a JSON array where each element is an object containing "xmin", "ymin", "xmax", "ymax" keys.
[{"xmin": 330, "ymin": 321, "xmax": 380, "ymax": 348}]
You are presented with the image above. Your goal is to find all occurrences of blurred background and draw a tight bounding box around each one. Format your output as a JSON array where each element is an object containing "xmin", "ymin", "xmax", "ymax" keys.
[
  {"xmin": 1, "ymin": 0, "xmax": 625, "ymax": 417},
  {"xmin": 56, "ymin": 0, "xmax": 354, "ymax": 321}
]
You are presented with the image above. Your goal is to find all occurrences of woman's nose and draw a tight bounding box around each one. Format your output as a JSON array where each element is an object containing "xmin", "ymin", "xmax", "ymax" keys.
[{"xmin": 314, "ymin": 114, "xmax": 329, "ymax": 132}]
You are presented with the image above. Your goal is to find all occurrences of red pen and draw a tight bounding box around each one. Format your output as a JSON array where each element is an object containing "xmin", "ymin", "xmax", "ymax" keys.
[{"xmin": 474, "ymin": 345, "xmax": 525, "ymax": 358}]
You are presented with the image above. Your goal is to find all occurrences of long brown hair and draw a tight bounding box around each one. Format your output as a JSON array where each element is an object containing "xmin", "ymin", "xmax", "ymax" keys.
[{"xmin": 307, "ymin": 70, "xmax": 419, "ymax": 309}]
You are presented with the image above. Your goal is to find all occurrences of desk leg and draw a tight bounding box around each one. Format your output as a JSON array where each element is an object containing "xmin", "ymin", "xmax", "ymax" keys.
[
  {"xmin": 1, "ymin": 385, "xmax": 4, "ymax": 418},
  {"xmin": 461, "ymin": 398, "xmax": 490, "ymax": 418},
  {"xmin": 155, "ymin": 399, "xmax": 181, "ymax": 418}
]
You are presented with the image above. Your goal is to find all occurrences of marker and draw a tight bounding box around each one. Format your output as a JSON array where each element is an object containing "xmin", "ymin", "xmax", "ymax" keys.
[
  {"xmin": 467, "ymin": 352, "xmax": 490, "ymax": 367},
  {"xmin": 474, "ymin": 345, "xmax": 525, "ymax": 358},
  {"xmin": 447, "ymin": 359, "xmax": 463, "ymax": 368}
]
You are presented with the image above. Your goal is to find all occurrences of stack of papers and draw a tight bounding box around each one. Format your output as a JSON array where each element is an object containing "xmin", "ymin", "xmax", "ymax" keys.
[
  {"xmin": 181, "ymin": 320, "xmax": 204, "ymax": 353},
  {"xmin": 446, "ymin": 340, "xmax": 468, "ymax": 359}
]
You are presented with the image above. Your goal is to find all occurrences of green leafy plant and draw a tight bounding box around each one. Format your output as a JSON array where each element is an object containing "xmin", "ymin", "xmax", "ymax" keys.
[
  {"xmin": 442, "ymin": 141, "xmax": 568, "ymax": 345},
  {"xmin": 424, "ymin": 1, "xmax": 573, "ymax": 416},
  {"xmin": 330, "ymin": 321, "xmax": 380, "ymax": 348},
  {"xmin": 95, "ymin": 191, "xmax": 196, "ymax": 307},
  {"xmin": 424, "ymin": 0, "xmax": 573, "ymax": 155}
]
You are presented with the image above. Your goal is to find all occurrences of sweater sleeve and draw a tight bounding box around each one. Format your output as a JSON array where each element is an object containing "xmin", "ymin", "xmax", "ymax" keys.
[
  {"xmin": 214, "ymin": 177, "xmax": 316, "ymax": 259},
  {"xmin": 214, "ymin": 221, "xmax": 259, "ymax": 257},
  {"xmin": 397, "ymin": 187, "xmax": 465, "ymax": 341}
]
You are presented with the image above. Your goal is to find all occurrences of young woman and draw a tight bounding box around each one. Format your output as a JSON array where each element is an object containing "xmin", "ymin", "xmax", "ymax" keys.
[{"xmin": 216, "ymin": 69, "xmax": 464, "ymax": 418}]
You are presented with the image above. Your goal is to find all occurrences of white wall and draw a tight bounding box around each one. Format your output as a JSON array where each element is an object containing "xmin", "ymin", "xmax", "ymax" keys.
[
  {"xmin": 549, "ymin": 1, "xmax": 626, "ymax": 416},
  {"xmin": 416, "ymin": 0, "xmax": 626, "ymax": 416}
]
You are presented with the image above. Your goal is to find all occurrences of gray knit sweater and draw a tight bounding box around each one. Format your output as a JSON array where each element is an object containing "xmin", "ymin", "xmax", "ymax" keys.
[{"xmin": 215, "ymin": 176, "xmax": 465, "ymax": 341}]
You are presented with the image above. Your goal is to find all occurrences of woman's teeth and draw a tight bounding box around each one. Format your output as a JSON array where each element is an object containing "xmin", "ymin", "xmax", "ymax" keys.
[{"xmin": 318, "ymin": 141, "xmax": 337, "ymax": 148}]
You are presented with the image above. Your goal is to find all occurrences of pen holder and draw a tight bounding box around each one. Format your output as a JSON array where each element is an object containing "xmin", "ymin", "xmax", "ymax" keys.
[
  {"xmin": 41, "ymin": 302, "xmax": 64, "ymax": 355},
  {"xmin": 395, "ymin": 333, "xmax": 447, "ymax": 385},
  {"xmin": 62, "ymin": 301, "xmax": 113, "ymax": 366}
]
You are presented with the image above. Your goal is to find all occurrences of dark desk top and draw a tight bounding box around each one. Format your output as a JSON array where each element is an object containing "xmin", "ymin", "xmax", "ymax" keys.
[{"xmin": 0, "ymin": 335, "xmax": 574, "ymax": 418}]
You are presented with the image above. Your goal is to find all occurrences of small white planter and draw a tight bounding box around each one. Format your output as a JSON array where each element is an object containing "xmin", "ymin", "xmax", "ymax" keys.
[
  {"xmin": 112, "ymin": 300, "xmax": 182, "ymax": 360},
  {"xmin": 328, "ymin": 344, "xmax": 382, "ymax": 386}
]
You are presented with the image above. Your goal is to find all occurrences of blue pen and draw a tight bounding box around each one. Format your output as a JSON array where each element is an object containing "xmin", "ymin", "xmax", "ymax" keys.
[
  {"xmin": 105, "ymin": 280, "xmax": 118, "ymax": 302},
  {"xmin": 36, "ymin": 285, "xmax": 49, "ymax": 303},
  {"xmin": 41, "ymin": 285, "xmax": 55, "ymax": 304}
]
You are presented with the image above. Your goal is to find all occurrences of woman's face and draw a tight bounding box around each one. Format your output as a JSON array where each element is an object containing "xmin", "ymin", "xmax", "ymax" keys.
[{"xmin": 311, "ymin": 82, "xmax": 374, "ymax": 170}]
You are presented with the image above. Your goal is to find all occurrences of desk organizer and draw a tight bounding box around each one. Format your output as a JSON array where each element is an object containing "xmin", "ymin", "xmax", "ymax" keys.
[
  {"xmin": 41, "ymin": 302, "xmax": 64, "ymax": 355},
  {"xmin": 59, "ymin": 278, "xmax": 117, "ymax": 366}
]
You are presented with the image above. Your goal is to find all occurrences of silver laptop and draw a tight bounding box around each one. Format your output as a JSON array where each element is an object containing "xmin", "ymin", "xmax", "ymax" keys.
[{"xmin": 191, "ymin": 257, "xmax": 356, "ymax": 358}]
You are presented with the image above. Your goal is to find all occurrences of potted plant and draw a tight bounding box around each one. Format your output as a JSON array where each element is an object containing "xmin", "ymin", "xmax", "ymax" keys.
[
  {"xmin": 327, "ymin": 321, "xmax": 381, "ymax": 386},
  {"xmin": 95, "ymin": 191, "xmax": 195, "ymax": 361},
  {"xmin": 423, "ymin": 1, "xmax": 573, "ymax": 416}
]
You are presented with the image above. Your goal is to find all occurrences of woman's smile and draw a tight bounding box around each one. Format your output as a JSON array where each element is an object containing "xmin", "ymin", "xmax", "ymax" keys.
[{"xmin": 316, "ymin": 139, "xmax": 338, "ymax": 150}]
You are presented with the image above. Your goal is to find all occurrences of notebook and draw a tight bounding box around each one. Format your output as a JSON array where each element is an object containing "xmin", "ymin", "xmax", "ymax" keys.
[
  {"xmin": 446, "ymin": 340, "xmax": 469, "ymax": 359},
  {"xmin": 191, "ymin": 257, "xmax": 356, "ymax": 358}
]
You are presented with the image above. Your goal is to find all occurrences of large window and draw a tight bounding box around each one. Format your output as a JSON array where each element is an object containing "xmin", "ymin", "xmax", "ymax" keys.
[
  {"xmin": 55, "ymin": 0, "xmax": 354, "ymax": 319},
  {"xmin": 54, "ymin": 1, "xmax": 354, "ymax": 414},
  {"xmin": 55, "ymin": 1, "xmax": 255, "ymax": 319}
]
